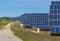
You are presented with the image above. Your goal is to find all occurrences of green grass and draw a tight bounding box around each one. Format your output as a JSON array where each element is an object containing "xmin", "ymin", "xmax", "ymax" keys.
[
  {"xmin": 11, "ymin": 22, "xmax": 31, "ymax": 41},
  {"xmin": 0, "ymin": 19, "xmax": 10, "ymax": 29},
  {"xmin": 11, "ymin": 22, "xmax": 60, "ymax": 41},
  {"xmin": 12, "ymin": 29, "xmax": 31, "ymax": 41}
]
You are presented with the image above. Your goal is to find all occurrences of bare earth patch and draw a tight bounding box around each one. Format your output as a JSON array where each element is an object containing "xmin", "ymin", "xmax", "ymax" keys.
[{"xmin": 0, "ymin": 23, "xmax": 22, "ymax": 41}]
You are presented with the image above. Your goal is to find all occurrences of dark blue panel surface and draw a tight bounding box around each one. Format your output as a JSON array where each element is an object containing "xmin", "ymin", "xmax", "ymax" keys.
[
  {"xmin": 54, "ymin": 10, "xmax": 57, "ymax": 14},
  {"xmin": 51, "ymin": 27, "xmax": 55, "ymax": 33},
  {"xmin": 50, "ymin": 15, "xmax": 53, "ymax": 19},
  {"xmin": 58, "ymin": 21, "xmax": 60, "ymax": 26},
  {"xmin": 54, "ymin": 6, "xmax": 57, "ymax": 9},
  {"xmin": 50, "ymin": 6, "xmax": 53, "ymax": 9},
  {"xmin": 50, "ymin": 10, "xmax": 53, "ymax": 14},
  {"xmin": 56, "ymin": 27, "xmax": 59, "ymax": 33},
  {"xmin": 58, "ymin": 15, "xmax": 60, "ymax": 19},
  {"xmin": 51, "ymin": 27, "xmax": 60, "ymax": 34},
  {"xmin": 58, "ymin": 6, "xmax": 60, "ymax": 9},
  {"xmin": 54, "ymin": 21, "xmax": 57, "ymax": 26},
  {"xmin": 51, "ymin": 1, "xmax": 54, "ymax": 5},
  {"xmin": 58, "ymin": 10, "xmax": 60, "ymax": 14},
  {"xmin": 50, "ymin": 21, "xmax": 53, "ymax": 26},
  {"xmin": 55, "ymin": 1, "xmax": 58, "ymax": 5},
  {"xmin": 54, "ymin": 15, "xmax": 57, "ymax": 19}
]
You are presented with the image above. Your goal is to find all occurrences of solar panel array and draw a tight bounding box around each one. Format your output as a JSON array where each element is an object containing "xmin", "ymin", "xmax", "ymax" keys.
[
  {"xmin": 20, "ymin": 13, "xmax": 49, "ymax": 30},
  {"xmin": 50, "ymin": 1, "xmax": 60, "ymax": 34},
  {"xmin": 20, "ymin": 1, "xmax": 60, "ymax": 34},
  {"xmin": 30, "ymin": 14, "xmax": 49, "ymax": 30}
]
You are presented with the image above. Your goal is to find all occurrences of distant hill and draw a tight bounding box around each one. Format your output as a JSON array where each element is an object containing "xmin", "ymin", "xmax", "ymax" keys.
[
  {"xmin": 0, "ymin": 17, "xmax": 20, "ymax": 22},
  {"xmin": 0, "ymin": 17, "xmax": 11, "ymax": 20},
  {"xmin": 10, "ymin": 17, "xmax": 20, "ymax": 22}
]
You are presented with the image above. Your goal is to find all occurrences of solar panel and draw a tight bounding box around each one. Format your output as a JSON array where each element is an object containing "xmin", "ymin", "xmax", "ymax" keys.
[
  {"xmin": 51, "ymin": 27, "xmax": 55, "ymax": 34},
  {"xmin": 50, "ymin": 1, "xmax": 60, "ymax": 34},
  {"xmin": 56, "ymin": 27, "xmax": 59, "ymax": 33},
  {"xmin": 51, "ymin": 27, "xmax": 60, "ymax": 34}
]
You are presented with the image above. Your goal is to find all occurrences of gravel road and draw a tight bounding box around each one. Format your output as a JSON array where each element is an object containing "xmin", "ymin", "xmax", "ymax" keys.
[{"xmin": 0, "ymin": 23, "xmax": 23, "ymax": 41}]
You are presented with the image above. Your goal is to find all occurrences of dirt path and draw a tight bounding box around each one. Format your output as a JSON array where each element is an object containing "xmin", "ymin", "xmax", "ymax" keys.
[
  {"xmin": 2, "ymin": 23, "xmax": 11, "ymax": 30},
  {"xmin": 0, "ymin": 23, "xmax": 22, "ymax": 41}
]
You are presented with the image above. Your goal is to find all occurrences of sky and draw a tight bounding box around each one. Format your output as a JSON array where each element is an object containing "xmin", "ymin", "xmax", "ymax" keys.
[{"xmin": 0, "ymin": 0, "xmax": 60, "ymax": 17}]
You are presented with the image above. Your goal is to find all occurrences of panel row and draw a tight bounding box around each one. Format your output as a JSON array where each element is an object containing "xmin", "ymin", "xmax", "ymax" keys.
[
  {"xmin": 50, "ymin": 9, "xmax": 60, "ymax": 14},
  {"xmin": 50, "ymin": 15, "xmax": 60, "ymax": 19},
  {"xmin": 50, "ymin": 21, "xmax": 60, "ymax": 26},
  {"xmin": 51, "ymin": 27, "xmax": 60, "ymax": 34}
]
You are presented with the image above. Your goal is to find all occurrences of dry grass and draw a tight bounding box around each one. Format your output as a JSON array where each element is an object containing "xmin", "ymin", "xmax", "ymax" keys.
[{"xmin": 11, "ymin": 22, "xmax": 60, "ymax": 41}]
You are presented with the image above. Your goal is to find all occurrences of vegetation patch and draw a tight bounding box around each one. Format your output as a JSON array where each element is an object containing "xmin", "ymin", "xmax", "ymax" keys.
[
  {"xmin": 11, "ymin": 22, "xmax": 60, "ymax": 41},
  {"xmin": 0, "ymin": 19, "xmax": 10, "ymax": 29},
  {"xmin": 11, "ymin": 22, "xmax": 31, "ymax": 41}
]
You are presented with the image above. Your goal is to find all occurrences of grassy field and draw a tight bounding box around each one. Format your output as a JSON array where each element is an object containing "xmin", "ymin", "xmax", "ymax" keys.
[
  {"xmin": 0, "ymin": 19, "xmax": 10, "ymax": 29},
  {"xmin": 11, "ymin": 22, "xmax": 60, "ymax": 41}
]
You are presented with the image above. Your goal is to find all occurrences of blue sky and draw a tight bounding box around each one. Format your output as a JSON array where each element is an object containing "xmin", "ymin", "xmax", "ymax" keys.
[{"xmin": 0, "ymin": 0, "xmax": 59, "ymax": 17}]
